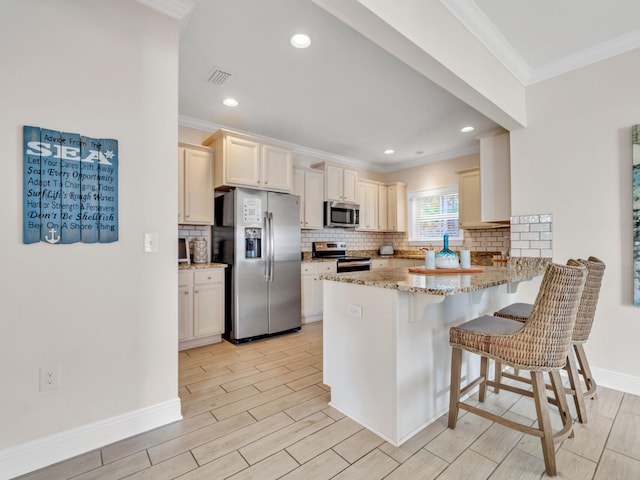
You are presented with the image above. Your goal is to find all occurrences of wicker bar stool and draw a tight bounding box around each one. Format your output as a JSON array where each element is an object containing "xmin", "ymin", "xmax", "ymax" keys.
[
  {"xmin": 493, "ymin": 257, "xmax": 605, "ymax": 423},
  {"xmin": 448, "ymin": 262, "xmax": 587, "ymax": 477}
]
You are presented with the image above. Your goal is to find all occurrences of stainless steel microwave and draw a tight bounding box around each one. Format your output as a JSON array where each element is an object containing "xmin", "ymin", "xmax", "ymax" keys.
[{"xmin": 324, "ymin": 201, "xmax": 360, "ymax": 228}]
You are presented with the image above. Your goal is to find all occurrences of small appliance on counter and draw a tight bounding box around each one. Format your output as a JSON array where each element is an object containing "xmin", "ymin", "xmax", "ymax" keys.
[
  {"xmin": 312, "ymin": 241, "xmax": 371, "ymax": 272},
  {"xmin": 379, "ymin": 245, "xmax": 394, "ymax": 256}
]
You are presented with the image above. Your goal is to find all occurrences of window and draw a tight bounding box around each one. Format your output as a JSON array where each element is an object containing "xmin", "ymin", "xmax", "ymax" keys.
[{"xmin": 408, "ymin": 186, "xmax": 462, "ymax": 244}]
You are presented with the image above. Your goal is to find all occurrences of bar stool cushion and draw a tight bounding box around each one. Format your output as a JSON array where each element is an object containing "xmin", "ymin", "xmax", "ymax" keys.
[
  {"xmin": 494, "ymin": 302, "xmax": 532, "ymax": 322},
  {"xmin": 453, "ymin": 315, "xmax": 525, "ymax": 336}
]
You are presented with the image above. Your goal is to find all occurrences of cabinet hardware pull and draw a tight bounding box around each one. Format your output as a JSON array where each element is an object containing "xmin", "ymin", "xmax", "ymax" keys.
[
  {"xmin": 194, "ymin": 289, "xmax": 199, "ymax": 294},
  {"xmin": 207, "ymin": 276, "xmax": 212, "ymax": 279},
  {"xmin": 185, "ymin": 290, "xmax": 189, "ymax": 294}
]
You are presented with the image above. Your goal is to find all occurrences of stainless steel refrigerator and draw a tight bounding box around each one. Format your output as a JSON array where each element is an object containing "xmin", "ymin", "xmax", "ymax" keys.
[{"xmin": 212, "ymin": 188, "xmax": 301, "ymax": 343}]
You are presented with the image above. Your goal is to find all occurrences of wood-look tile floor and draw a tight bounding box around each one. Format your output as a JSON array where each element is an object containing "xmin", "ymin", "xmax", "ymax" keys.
[{"xmin": 17, "ymin": 321, "xmax": 640, "ymax": 480}]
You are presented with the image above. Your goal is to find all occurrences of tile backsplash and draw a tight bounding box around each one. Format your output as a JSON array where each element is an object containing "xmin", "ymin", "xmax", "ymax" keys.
[
  {"xmin": 178, "ymin": 224, "xmax": 210, "ymax": 262},
  {"xmin": 301, "ymin": 227, "xmax": 510, "ymax": 254},
  {"xmin": 510, "ymin": 214, "xmax": 553, "ymax": 258}
]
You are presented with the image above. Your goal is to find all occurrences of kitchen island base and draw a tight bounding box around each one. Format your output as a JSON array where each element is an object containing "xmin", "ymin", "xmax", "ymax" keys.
[{"xmin": 323, "ymin": 279, "xmax": 517, "ymax": 447}]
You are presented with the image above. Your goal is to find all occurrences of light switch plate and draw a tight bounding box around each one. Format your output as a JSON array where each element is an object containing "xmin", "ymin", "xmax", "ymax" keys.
[{"xmin": 144, "ymin": 233, "xmax": 158, "ymax": 253}]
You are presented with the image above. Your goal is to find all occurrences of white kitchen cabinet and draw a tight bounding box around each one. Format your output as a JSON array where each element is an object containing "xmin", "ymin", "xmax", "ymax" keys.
[
  {"xmin": 301, "ymin": 261, "xmax": 336, "ymax": 323},
  {"xmin": 293, "ymin": 169, "xmax": 324, "ymax": 229},
  {"xmin": 179, "ymin": 268, "xmax": 225, "ymax": 350},
  {"xmin": 178, "ymin": 146, "xmax": 214, "ymax": 225},
  {"xmin": 479, "ymin": 132, "xmax": 511, "ymax": 223},
  {"xmin": 458, "ymin": 169, "xmax": 482, "ymax": 227},
  {"xmin": 377, "ymin": 185, "xmax": 388, "ymax": 231},
  {"xmin": 372, "ymin": 258, "xmax": 390, "ymax": 270},
  {"xmin": 262, "ymin": 144, "xmax": 293, "ymax": 192},
  {"xmin": 204, "ymin": 129, "xmax": 293, "ymax": 192},
  {"xmin": 386, "ymin": 182, "xmax": 407, "ymax": 232},
  {"xmin": 457, "ymin": 133, "xmax": 511, "ymax": 228},
  {"xmin": 325, "ymin": 164, "xmax": 358, "ymax": 202},
  {"xmin": 357, "ymin": 181, "xmax": 378, "ymax": 231}
]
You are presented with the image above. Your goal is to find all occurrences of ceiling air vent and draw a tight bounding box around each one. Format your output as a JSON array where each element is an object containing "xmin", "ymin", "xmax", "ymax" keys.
[{"xmin": 207, "ymin": 67, "xmax": 232, "ymax": 86}]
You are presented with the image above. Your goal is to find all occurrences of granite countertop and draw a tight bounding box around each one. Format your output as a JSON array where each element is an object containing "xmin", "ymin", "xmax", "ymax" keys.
[
  {"xmin": 179, "ymin": 262, "xmax": 228, "ymax": 270},
  {"xmin": 302, "ymin": 250, "xmax": 506, "ymax": 266},
  {"xmin": 320, "ymin": 259, "xmax": 548, "ymax": 296}
]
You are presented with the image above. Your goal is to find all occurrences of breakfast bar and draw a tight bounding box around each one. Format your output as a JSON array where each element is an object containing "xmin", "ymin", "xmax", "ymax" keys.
[{"xmin": 321, "ymin": 262, "xmax": 546, "ymax": 446}]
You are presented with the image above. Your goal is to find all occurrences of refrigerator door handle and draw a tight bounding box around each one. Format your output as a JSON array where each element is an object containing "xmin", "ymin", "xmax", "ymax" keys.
[
  {"xmin": 267, "ymin": 212, "xmax": 275, "ymax": 282},
  {"xmin": 264, "ymin": 212, "xmax": 270, "ymax": 281}
]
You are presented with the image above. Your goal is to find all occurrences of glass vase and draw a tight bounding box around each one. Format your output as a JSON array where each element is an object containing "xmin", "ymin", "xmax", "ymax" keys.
[{"xmin": 435, "ymin": 234, "xmax": 459, "ymax": 269}]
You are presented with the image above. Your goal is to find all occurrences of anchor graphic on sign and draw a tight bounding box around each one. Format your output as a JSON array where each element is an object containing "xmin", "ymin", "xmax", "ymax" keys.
[{"xmin": 45, "ymin": 228, "xmax": 60, "ymax": 244}]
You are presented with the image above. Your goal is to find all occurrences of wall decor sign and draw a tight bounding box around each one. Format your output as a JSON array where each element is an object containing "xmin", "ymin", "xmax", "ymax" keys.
[
  {"xmin": 23, "ymin": 125, "xmax": 119, "ymax": 244},
  {"xmin": 633, "ymin": 125, "xmax": 640, "ymax": 305}
]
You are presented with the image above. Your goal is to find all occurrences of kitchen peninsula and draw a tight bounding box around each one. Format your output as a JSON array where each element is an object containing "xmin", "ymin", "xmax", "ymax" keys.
[{"xmin": 321, "ymin": 262, "xmax": 546, "ymax": 446}]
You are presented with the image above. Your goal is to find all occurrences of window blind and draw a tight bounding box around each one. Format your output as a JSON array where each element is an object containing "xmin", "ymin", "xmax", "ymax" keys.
[{"xmin": 408, "ymin": 186, "xmax": 460, "ymax": 242}]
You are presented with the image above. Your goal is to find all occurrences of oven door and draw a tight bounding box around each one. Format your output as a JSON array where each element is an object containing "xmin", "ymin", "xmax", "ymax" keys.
[
  {"xmin": 337, "ymin": 259, "xmax": 371, "ymax": 273},
  {"xmin": 325, "ymin": 201, "xmax": 360, "ymax": 228}
]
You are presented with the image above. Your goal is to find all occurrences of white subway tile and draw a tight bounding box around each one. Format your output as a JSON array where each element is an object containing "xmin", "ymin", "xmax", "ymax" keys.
[
  {"xmin": 511, "ymin": 248, "xmax": 521, "ymax": 257},
  {"xmin": 541, "ymin": 249, "xmax": 553, "ymax": 258},
  {"xmin": 539, "ymin": 214, "xmax": 553, "ymax": 223},
  {"xmin": 530, "ymin": 223, "xmax": 551, "ymax": 232},
  {"xmin": 520, "ymin": 215, "xmax": 540, "ymax": 223},
  {"xmin": 510, "ymin": 216, "xmax": 520, "ymax": 224},
  {"xmin": 522, "ymin": 248, "xmax": 541, "ymax": 257},
  {"xmin": 539, "ymin": 231, "xmax": 553, "ymax": 241},
  {"xmin": 511, "ymin": 224, "xmax": 530, "ymax": 233},
  {"xmin": 512, "ymin": 240, "xmax": 530, "ymax": 249},
  {"xmin": 521, "ymin": 232, "xmax": 540, "ymax": 241},
  {"xmin": 531, "ymin": 240, "xmax": 551, "ymax": 249}
]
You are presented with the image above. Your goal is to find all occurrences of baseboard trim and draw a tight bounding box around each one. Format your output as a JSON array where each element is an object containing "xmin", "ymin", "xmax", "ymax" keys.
[
  {"xmin": 0, "ymin": 397, "xmax": 182, "ymax": 480},
  {"xmin": 591, "ymin": 367, "xmax": 640, "ymax": 396}
]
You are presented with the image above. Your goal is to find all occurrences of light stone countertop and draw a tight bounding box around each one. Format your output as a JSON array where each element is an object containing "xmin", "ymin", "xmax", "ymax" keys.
[
  {"xmin": 179, "ymin": 262, "xmax": 228, "ymax": 270},
  {"xmin": 320, "ymin": 261, "xmax": 547, "ymax": 296}
]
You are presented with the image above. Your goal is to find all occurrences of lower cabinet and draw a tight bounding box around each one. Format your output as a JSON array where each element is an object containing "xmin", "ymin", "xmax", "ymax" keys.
[
  {"xmin": 178, "ymin": 268, "xmax": 225, "ymax": 350},
  {"xmin": 371, "ymin": 258, "xmax": 390, "ymax": 269},
  {"xmin": 301, "ymin": 261, "xmax": 337, "ymax": 323}
]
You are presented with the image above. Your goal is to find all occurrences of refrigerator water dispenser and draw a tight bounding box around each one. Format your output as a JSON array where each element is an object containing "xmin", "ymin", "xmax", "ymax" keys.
[{"xmin": 244, "ymin": 227, "xmax": 261, "ymax": 258}]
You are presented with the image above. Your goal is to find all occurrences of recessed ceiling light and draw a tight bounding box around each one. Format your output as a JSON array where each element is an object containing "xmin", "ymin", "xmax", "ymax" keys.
[
  {"xmin": 290, "ymin": 33, "xmax": 311, "ymax": 49},
  {"xmin": 384, "ymin": 149, "xmax": 395, "ymax": 155},
  {"xmin": 460, "ymin": 126, "xmax": 475, "ymax": 133},
  {"xmin": 223, "ymin": 98, "xmax": 238, "ymax": 107}
]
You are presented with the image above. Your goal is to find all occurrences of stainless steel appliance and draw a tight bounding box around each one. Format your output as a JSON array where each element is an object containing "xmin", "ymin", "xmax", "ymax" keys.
[
  {"xmin": 312, "ymin": 241, "xmax": 371, "ymax": 272},
  {"xmin": 212, "ymin": 188, "xmax": 301, "ymax": 343},
  {"xmin": 324, "ymin": 201, "xmax": 360, "ymax": 228}
]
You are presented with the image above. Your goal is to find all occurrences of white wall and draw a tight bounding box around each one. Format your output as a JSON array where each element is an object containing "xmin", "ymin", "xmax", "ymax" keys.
[
  {"xmin": 0, "ymin": 1, "xmax": 180, "ymax": 476},
  {"xmin": 510, "ymin": 48, "xmax": 640, "ymax": 387}
]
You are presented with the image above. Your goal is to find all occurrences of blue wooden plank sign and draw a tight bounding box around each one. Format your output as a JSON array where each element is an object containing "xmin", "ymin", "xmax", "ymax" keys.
[
  {"xmin": 80, "ymin": 136, "xmax": 101, "ymax": 243},
  {"xmin": 22, "ymin": 126, "xmax": 119, "ymax": 245},
  {"xmin": 23, "ymin": 126, "xmax": 42, "ymax": 244},
  {"xmin": 98, "ymin": 138, "xmax": 119, "ymax": 243}
]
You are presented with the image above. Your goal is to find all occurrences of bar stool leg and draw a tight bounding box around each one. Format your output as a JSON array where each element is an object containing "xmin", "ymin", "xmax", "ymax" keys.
[
  {"xmin": 494, "ymin": 360, "xmax": 502, "ymax": 393},
  {"xmin": 549, "ymin": 369, "xmax": 575, "ymax": 439},
  {"xmin": 574, "ymin": 343, "xmax": 597, "ymax": 399},
  {"xmin": 531, "ymin": 371, "xmax": 557, "ymax": 476},
  {"xmin": 566, "ymin": 348, "xmax": 588, "ymax": 423},
  {"xmin": 448, "ymin": 347, "xmax": 463, "ymax": 429},
  {"xmin": 479, "ymin": 356, "xmax": 488, "ymax": 402}
]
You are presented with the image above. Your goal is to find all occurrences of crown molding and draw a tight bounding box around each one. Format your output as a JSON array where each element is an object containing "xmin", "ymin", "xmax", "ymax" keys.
[
  {"xmin": 528, "ymin": 28, "xmax": 640, "ymax": 84},
  {"xmin": 178, "ymin": 115, "xmax": 479, "ymax": 173},
  {"xmin": 441, "ymin": 0, "xmax": 640, "ymax": 86},
  {"xmin": 136, "ymin": 0, "xmax": 195, "ymax": 20},
  {"xmin": 440, "ymin": 0, "xmax": 532, "ymax": 85},
  {"xmin": 376, "ymin": 145, "xmax": 480, "ymax": 173}
]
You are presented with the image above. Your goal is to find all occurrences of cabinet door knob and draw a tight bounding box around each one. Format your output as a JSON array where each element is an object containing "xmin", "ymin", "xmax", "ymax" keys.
[
  {"xmin": 207, "ymin": 276, "xmax": 212, "ymax": 280},
  {"xmin": 194, "ymin": 289, "xmax": 199, "ymax": 294},
  {"xmin": 264, "ymin": 180, "xmax": 268, "ymax": 184},
  {"xmin": 184, "ymin": 290, "xmax": 189, "ymax": 294}
]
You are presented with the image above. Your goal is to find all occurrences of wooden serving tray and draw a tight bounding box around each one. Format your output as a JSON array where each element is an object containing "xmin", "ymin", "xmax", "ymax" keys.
[{"xmin": 408, "ymin": 267, "xmax": 484, "ymax": 275}]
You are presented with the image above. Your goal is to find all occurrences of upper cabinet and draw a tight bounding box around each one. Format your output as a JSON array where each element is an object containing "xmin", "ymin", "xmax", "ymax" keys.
[
  {"xmin": 386, "ymin": 182, "xmax": 407, "ymax": 232},
  {"xmin": 322, "ymin": 164, "xmax": 358, "ymax": 202},
  {"xmin": 357, "ymin": 180, "xmax": 407, "ymax": 232},
  {"xmin": 203, "ymin": 129, "xmax": 293, "ymax": 193},
  {"xmin": 293, "ymin": 169, "xmax": 324, "ymax": 229},
  {"xmin": 178, "ymin": 145, "xmax": 214, "ymax": 225},
  {"xmin": 457, "ymin": 132, "xmax": 511, "ymax": 228}
]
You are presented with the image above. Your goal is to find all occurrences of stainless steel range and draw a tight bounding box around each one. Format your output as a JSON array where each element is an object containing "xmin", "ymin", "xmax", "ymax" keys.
[{"xmin": 312, "ymin": 241, "xmax": 371, "ymax": 272}]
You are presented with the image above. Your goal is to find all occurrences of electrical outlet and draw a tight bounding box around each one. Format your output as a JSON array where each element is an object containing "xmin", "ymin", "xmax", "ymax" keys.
[
  {"xmin": 347, "ymin": 304, "xmax": 363, "ymax": 318},
  {"xmin": 39, "ymin": 366, "xmax": 59, "ymax": 391}
]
